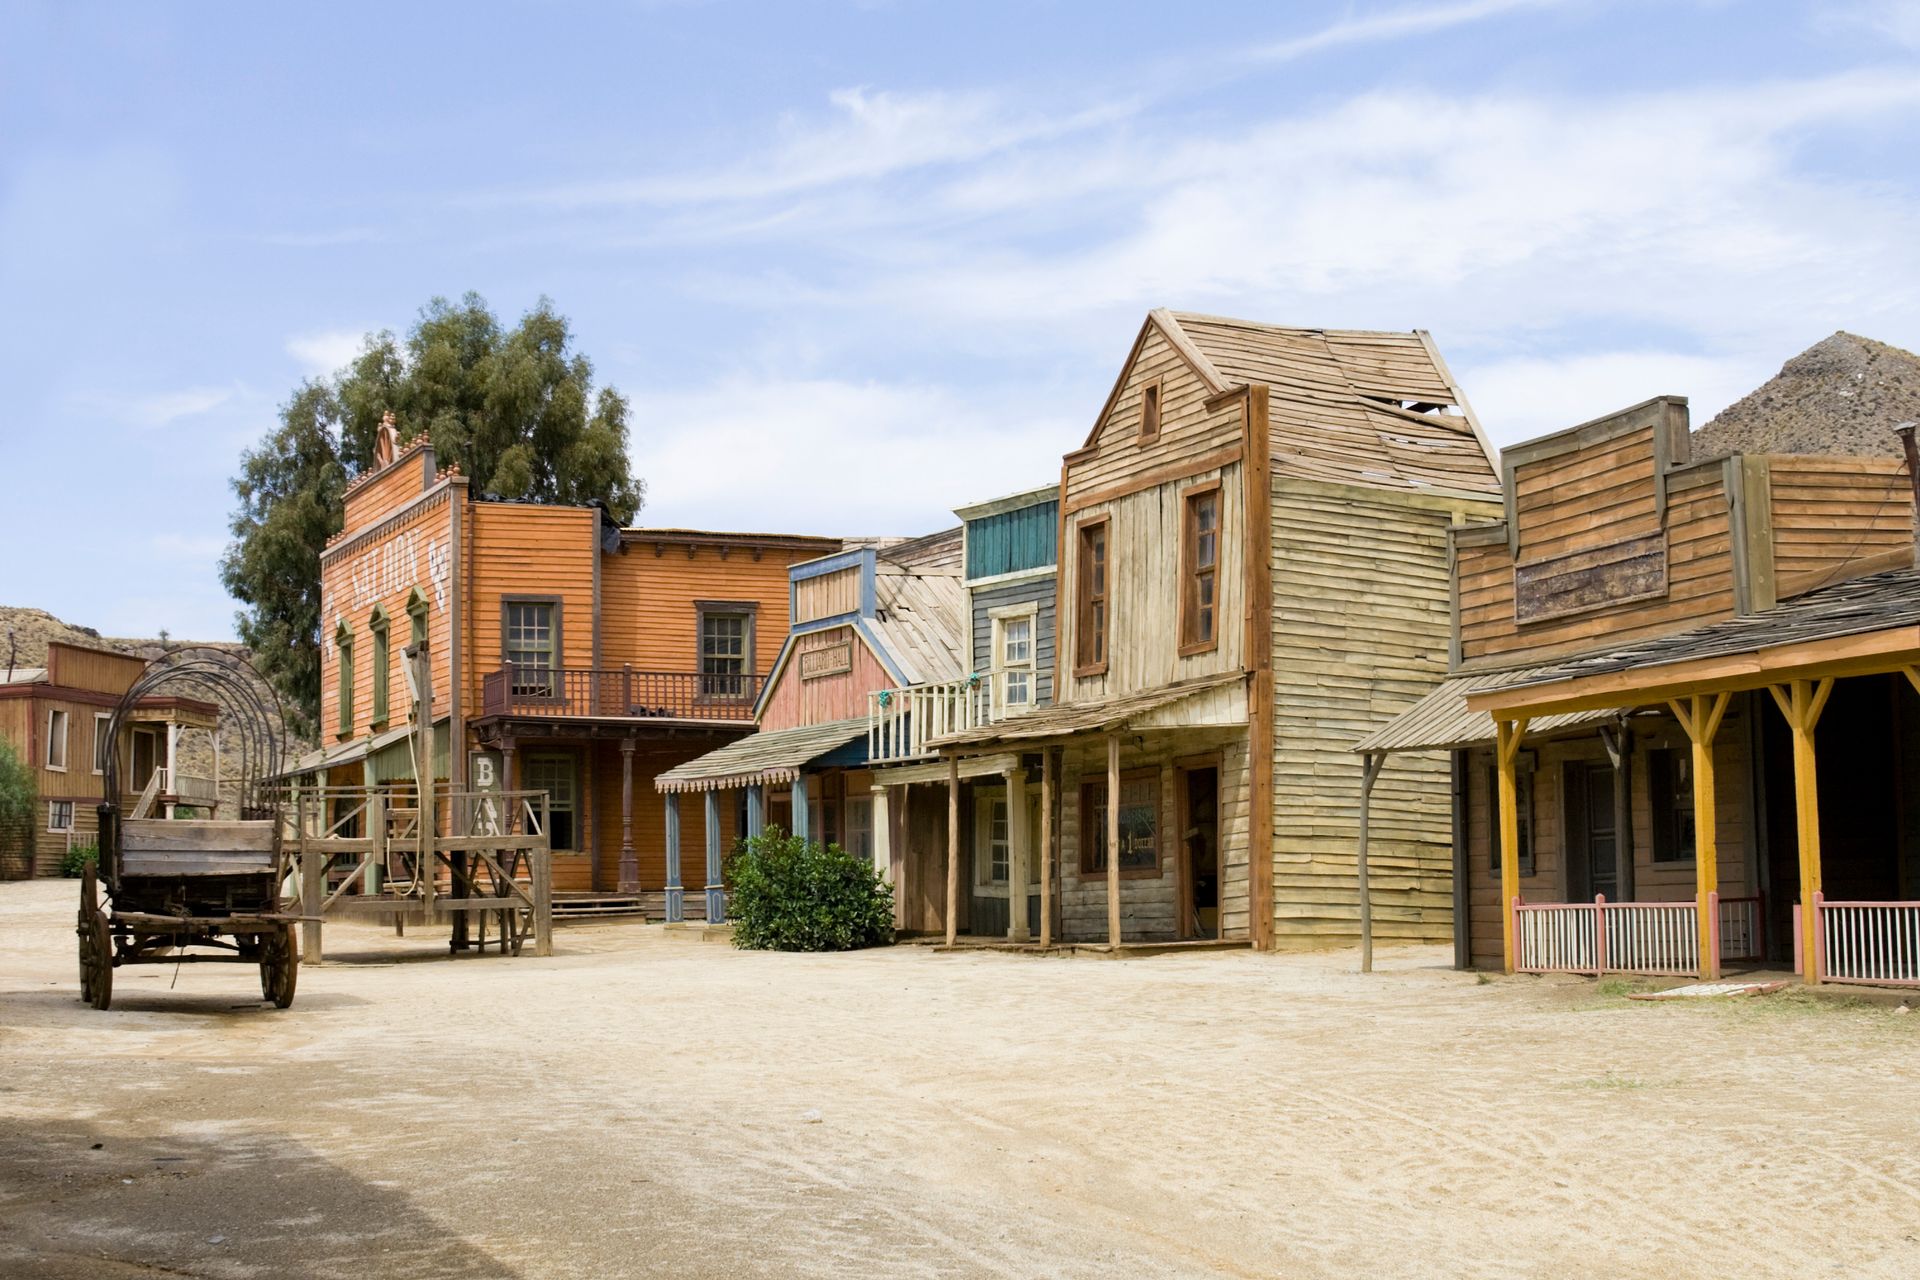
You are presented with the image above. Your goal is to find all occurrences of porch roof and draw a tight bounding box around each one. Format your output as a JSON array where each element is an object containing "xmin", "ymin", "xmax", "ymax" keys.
[
  {"xmin": 1350, "ymin": 667, "xmax": 1616, "ymax": 755},
  {"xmin": 1467, "ymin": 565, "xmax": 1920, "ymax": 719},
  {"xmin": 927, "ymin": 672, "xmax": 1245, "ymax": 753},
  {"xmin": 654, "ymin": 717, "xmax": 870, "ymax": 795},
  {"xmin": 274, "ymin": 719, "xmax": 421, "ymax": 781}
]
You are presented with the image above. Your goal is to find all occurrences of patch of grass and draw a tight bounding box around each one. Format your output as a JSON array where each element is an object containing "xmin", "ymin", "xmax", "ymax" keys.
[
  {"xmin": 1474, "ymin": 972, "xmax": 1493, "ymax": 986},
  {"xmin": 1595, "ymin": 977, "xmax": 1645, "ymax": 999}
]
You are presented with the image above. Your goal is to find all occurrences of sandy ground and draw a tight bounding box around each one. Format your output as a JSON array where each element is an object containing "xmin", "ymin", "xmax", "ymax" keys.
[{"xmin": 3, "ymin": 880, "xmax": 1919, "ymax": 1279}]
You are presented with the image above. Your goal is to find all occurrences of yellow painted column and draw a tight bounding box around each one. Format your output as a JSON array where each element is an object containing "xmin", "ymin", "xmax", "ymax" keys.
[
  {"xmin": 1770, "ymin": 678, "xmax": 1832, "ymax": 985},
  {"xmin": 1496, "ymin": 719, "xmax": 1527, "ymax": 974},
  {"xmin": 1671, "ymin": 693, "xmax": 1729, "ymax": 980}
]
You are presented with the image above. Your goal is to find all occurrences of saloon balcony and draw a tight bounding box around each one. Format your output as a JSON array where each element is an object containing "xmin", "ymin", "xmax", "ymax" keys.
[
  {"xmin": 866, "ymin": 676, "xmax": 998, "ymax": 764},
  {"xmin": 480, "ymin": 666, "xmax": 763, "ymax": 728}
]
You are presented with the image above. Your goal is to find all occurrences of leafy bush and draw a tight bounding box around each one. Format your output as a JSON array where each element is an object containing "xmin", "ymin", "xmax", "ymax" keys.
[
  {"xmin": 0, "ymin": 740, "xmax": 31, "ymax": 830},
  {"xmin": 60, "ymin": 843, "xmax": 99, "ymax": 878},
  {"xmin": 724, "ymin": 827, "xmax": 894, "ymax": 952}
]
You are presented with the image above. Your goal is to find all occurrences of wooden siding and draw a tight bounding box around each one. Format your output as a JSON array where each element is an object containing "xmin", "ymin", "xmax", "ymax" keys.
[
  {"xmin": 1459, "ymin": 466, "xmax": 1737, "ymax": 667},
  {"xmin": 970, "ymin": 578, "xmax": 1056, "ymax": 705},
  {"xmin": 599, "ymin": 542, "xmax": 799, "ymax": 673},
  {"xmin": 342, "ymin": 447, "xmax": 434, "ymax": 530},
  {"xmin": 1511, "ymin": 426, "xmax": 1661, "ymax": 562},
  {"xmin": 795, "ymin": 565, "xmax": 862, "ymax": 624},
  {"xmin": 759, "ymin": 625, "xmax": 897, "ymax": 733},
  {"xmin": 966, "ymin": 501, "xmax": 1058, "ymax": 579},
  {"xmin": 1269, "ymin": 479, "xmax": 1489, "ymax": 948},
  {"xmin": 1767, "ymin": 456, "xmax": 1915, "ymax": 591},
  {"xmin": 45, "ymin": 644, "xmax": 146, "ymax": 696},
  {"xmin": 1060, "ymin": 461, "xmax": 1246, "ymax": 702},
  {"xmin": 584, "ymin": 740, "xmax": 739, "ymax": 893},
  {"xmin": 0, "ymin": 689, "xmax": 125, "ymax": 877},
  {"xmin": 463, "ymin": 502, "xmax": 597, "ymax": 716},
  {"xmin": 1053, "ymin": 732, "xmax": 1250, "ymax": 943},
  {"xmin": 1463, "ymin": 707, "xmax": 1757, "ymax": 968},
  {"xmin": 1067, "ymin": 323, "xmax": 1246, "ymax": 498},
  {"xmin": 320, "ymin": 491, "xmax": 456, "ymax": 743}
]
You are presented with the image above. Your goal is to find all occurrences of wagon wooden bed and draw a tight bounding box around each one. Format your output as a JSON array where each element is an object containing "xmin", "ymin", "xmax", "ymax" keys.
[{"xmin": 79, "ymin": 648, "xmax": 298, "ymax": 1011}]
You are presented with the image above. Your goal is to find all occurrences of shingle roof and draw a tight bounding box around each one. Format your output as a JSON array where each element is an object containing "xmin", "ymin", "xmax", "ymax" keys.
[
  {"xmin": 1163, "ymin": 311, "xmax": 1502, "ymax": 497},
  {"xmin": 655, "ymin": 717, "xmax": 870, "ymax": 794}
]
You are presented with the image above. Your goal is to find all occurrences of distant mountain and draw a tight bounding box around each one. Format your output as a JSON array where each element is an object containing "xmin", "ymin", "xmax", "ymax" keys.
[{"xmin": 1691, "ymin": 331, "xmax": 1920, "ymax": 461}]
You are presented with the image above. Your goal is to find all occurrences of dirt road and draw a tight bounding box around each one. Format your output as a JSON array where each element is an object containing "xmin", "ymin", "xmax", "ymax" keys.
[{"xmin": 3, "ymin": 878, "xmax": 1917, "ymax": 1278}]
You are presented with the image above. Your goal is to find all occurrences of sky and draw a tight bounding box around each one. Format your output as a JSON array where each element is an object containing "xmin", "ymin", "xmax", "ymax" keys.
[{"xmin": 3, "ymin": 0, "xmax": 1919, "ymax": 642}]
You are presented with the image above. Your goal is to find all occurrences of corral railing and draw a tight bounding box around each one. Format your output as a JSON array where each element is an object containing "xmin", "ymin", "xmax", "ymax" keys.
[
  {"xmin": 1513, "ymin": 895, "xmax": 1764, "ymax": 977},
  {"xmin": 867, "ymin": 677, "xmax": 994, "ymax": 763},
  {"xmin": 1812, "ymin": 894, "xmax": 1920, "ymax": 987},
  {"xmin": 481, "ymin": 666, "xmax": 761, "ymax": 721}
]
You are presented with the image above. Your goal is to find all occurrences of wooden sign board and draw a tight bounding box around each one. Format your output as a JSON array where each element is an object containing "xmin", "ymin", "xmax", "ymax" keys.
[
  {"xmin": 1514, "ymin": 532, "xmax": 1668, "ymax": 624},
  {"xmin": 800, "ymin": 641, "xmax": 853, "ymax": 681}
]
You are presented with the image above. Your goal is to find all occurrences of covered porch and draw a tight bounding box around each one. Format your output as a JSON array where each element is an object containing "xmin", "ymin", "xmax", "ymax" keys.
[
  {"xmin": 1466, "ymin": 567, "xmax": 1920, "ymax": 986},
  {"xmin": 925, "ymin": 673, "xmax": 1251, "ymax": 951}
]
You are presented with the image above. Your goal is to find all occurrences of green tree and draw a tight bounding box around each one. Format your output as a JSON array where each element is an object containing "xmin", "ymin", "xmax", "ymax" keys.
[
  {"xmin": 222, "ymin": 294, "xmax": 644, "ymax": 737},
  {"xmin": 0, "ymin": 740, "xmax": 33, "ymax": 868}
]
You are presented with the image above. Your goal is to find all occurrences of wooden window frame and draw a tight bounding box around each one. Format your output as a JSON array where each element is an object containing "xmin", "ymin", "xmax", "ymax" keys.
[
  {"xmin": 1178, "ymin": 479, "xmax": 1222, "ymax": 657},
  {"xmin": 973, "ymin": 790, "xmax": 1011, "ymax": 892},
  {"xmin": 1139, "ymin": 377, "xmax": 1162, "ymax": 441},
  {"xmin": 406, "ymin": 586, "xmax": 430, "ymax": 650},
  {"xmin": 524, "ymin": 751, "xmax": 580, "ymax": 853},
  {"xmin": 694, "ymin": 600, "xmax": 759, "ymax": 703},
  {"xmin": 501, "ymin": 595, "xmax": 563, "ymax": 702},
  {"xmin": 1079, "ymin": 767, "xmax": 1163, "ymax": 879},
  {"xmin": 91, "ymin": 712, "xmax": 113, "ymax": 775},
  {"xmin": 47, "ymin": 799, "xmax": 75, "ymax": 833},
  {"xmin": 1072, "ymin": 515, "xmax": 1111, "ymax": 679},
  {"xmin": 335, "ymin": 620, "xmax": 355, "ymax": 740},
  {"xmin": 990, "ymin": 604, "xmax": 1039, "ymax": 713},
  {"xmin": 44, "ymin": 708, "xmax": 68, "ymax": 772},
  {"xmin": 369, "ymin": 605, "xmax": 392, "ymax": 731}
]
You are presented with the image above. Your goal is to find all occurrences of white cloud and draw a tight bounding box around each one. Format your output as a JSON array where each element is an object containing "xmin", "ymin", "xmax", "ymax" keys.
[
  {"xmin": 285, "ymin": 329, "xmax": 367, "ymax": 377},
  {"xmin": 629, "ymin": 377, "xmax": 1076, "ymax": 535},
  {"xmin": 1249, "ymin": 0, "xmax": 1567, "ymax": 63},
  {"xmin": 1458, "ymin": 351, "xmax": 1768, "ymax": 446},
  {"xmin": 75, "ymin": 385, "xmax": 240, "ymax": 429}
]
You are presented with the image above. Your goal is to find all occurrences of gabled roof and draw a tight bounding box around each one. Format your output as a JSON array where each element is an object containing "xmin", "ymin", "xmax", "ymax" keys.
[
  {"xmin": 871, "ymin": 558, "xmax": 968, "ymax": 685},
  {"xmin": 1079, "ymin": 310, "xmax": 1501, "ymax": 497}
]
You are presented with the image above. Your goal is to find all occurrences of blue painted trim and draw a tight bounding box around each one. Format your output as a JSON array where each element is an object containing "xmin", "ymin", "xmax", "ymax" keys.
[
  {"xmin": 791, "ymin": 774, "xmax": 810, "ymax": 840},
  {"xmin": 706, "ymin": 887, "xmax": 726, "ymax": 923},
  {"xmin": 746, "ymin": 784, "xmax": 765, "ymax": 837},
  {"xmin": 789, "ymin": 546, "xmax": 869, "ymax": 582},
  {"xmin": 860, "ymin": 547, "xmax": 878, "ymax": 617},
  {"xmin": 663, "ymin": 792, "xmax": 683, "ymax": 924},
  {"xmin": 851, "ymin": 617, "xmax": 911, "ymax": 686}
]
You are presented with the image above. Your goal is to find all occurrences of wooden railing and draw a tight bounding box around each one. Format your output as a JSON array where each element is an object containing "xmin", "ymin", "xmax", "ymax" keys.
[
  {"xmin": 1513, "ymin": 896, "xmax": 1701, "ymax": 977},
  {"xmin": 1814, "ymin": 894, "xmax": 1920, "ymax": 987},
  {"xmin": 867, "ymin": 677, "xmax": 994, "ymax": 763},
  {"xmin": 155, "ymin": 768, "xmax": 219, "ymax": 804},
  {"xmin": 480, "ymin": 666, "xmax": 761, "ymax": 722}
]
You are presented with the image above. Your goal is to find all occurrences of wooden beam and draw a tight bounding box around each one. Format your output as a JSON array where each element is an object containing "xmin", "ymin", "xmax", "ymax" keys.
[
  {"xmin": 1245, "ymin": 385, "xmax": 1276, "ymax": 951},
  {"xmin": 1040, "ymin": 749, "xmax": 1056, "ymax": 950},
  {"xmin": 618, "ymin": 737, "xmax": 637, "ymax": 893},
  {"xmin": 1358, "ymin": 752, "xmax": 1384, "ymax": 974},
  {"xmin": 1007, "ymin": 766, "xmax": 1030, "ymax": 942},
  {"xmin": 945, "ymin": 755, "xmax": 960, "ymax": 947},
  {"xmin": 1770, "ymin": 678, "xmax": 1833, "ymax": 984},
  {"xmin": 1669, "ymin": 692, "xmax": 1730, "ymax": 979},
  {"xmin": 1107, "ymin": 733, "xmax": 1122, "ymax": 949},
  {"xmin": 1496, "ymin": 718, "xmax": 1528, "ymax": 974},
  {"xmin": 663, "ymin": 791, "xmax": 683, "ymax": 924}
]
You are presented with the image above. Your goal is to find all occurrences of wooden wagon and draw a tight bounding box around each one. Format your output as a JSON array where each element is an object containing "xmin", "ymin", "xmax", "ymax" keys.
[{"xmin": 79, "ymin": 647, "xmax": 298, "ymax": 1011}]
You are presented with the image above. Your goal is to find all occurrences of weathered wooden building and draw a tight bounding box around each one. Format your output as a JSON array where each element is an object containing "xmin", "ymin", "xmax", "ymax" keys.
[
  {"xmin": 654, "ymin": 529, "xmax": 974, "ymax": 924},
  {"xmin": 1356, "ymin": 392, "xmax": 1920, "ymax": 983},
  {"xmin": 0, "ymin": 641, "xmax": 219, "ymax": 878},
  {"xmin": 295, "ymin": 421, "xmax": 839, "ymax": 912},
  {"xmin": 933, "ymin": 310, "xmax": 1503, "ymax": 949}
]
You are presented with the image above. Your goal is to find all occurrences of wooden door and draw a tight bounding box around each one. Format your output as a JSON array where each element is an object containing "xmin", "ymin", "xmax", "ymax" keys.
[{"xmin": 1564, "ymin": 761, "xmax": 1617, "ymax": 901}]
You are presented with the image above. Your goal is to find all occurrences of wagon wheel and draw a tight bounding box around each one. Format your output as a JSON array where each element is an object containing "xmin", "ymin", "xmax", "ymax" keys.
[
  {"xmin": 77, "ymin": 863, "xmax": 113, "ymax": 1010},
  {"xmin": 258, "ymin": 924, "xmax": 298, "ymax": 1009}
]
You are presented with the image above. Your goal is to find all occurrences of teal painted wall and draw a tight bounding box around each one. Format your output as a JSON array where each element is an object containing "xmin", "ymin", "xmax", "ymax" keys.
[{"xmin": 965, "ymin": 500, "xmax": 1058, "ymax": 580}]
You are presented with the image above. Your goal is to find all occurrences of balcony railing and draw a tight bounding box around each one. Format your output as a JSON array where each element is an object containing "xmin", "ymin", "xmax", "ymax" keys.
[
  {"xmin": 867, "ymin": 677, "xmax": 995, "ymax": 764},
  {"xmin": 481, "ymin": 666, "xmax": 762, "ymax": 722}
]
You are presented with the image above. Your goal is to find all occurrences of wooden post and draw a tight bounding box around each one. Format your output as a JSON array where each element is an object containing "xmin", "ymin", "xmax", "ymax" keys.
[
  {"xmin": 1496, "ymin": 718, "xmax": 1528, "ymax": 974},
  {"xmin": 705, "ymin": 789, "xmax": 725, "ymax": 923},
  {"xmin": 1040, "ymin": 749, "xmax": 1056, "ymax": 950},
  {"xmin": 1599, "ymin": 720, "xmax": 1635, "ymax": 903},
  {"xmin": 618, "ymin": 736, "xmax": 638, "ymax": 893},
  {"xmin": 664, "ymin": 791, "xmax": 683, "ymax": 923},
  {"xmin": 1244, "ymin": 384, "xmax": 1276, "ymax": 951},
  {"xmin": 531, "ymin": 844, "xmax": 553, "ymax": 957},
  {"xmin": 366, "ymin": 790, "xmax": 385, "ymax": 897},
  {"xmin": 1007, "ymin": 765, "xmax": 1030, "ymax": 942},
  {"xmin": 300, "ymin": 817, "xmax": 324, "ymax": 965},
  {"xmin": 1769, "ymin": 678, "xmax": 1833, "ymax": 985},
  {"xmin": 945, "ymin": 756, "xmax": 960, "ymax": 946},
  {"xmin": 746, "ymin": 783, "xmax": 765, "ymax": 838},
  {"xmin": 1670, "ymin": 691, "xmax": 1731, "ymax": 980},
  {"xmin": 1106, "ymin": 733, "xmax": 1122, "ymax": 949},
  {"xmin": 792, "ymin": 774, "xmax": 810, "ymax": 841},
  {"xmin": 1358, "ymin": 751, "xmax": 1383, "ymax": 973}
]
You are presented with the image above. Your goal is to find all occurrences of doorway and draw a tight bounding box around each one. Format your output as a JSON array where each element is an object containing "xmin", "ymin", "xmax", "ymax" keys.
[
  {"xmin": 1563, "ymin": 760, "xmax": 1618, "ymax": 901},
  {"xmin": 1179, "ymin": 764, "xmax": 1219, "ymax": 939}
]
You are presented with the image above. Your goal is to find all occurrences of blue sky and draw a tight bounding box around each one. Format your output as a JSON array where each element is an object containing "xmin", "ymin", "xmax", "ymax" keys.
[{"xmin": 3, "ymin": 0, "xmax": 1918, "ymax": 641}]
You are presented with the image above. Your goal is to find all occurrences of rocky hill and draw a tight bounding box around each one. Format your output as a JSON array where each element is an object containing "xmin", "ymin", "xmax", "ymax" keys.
[{"xmin": 1692, "ymin": 331, "xmax": 1920, "ymax": 460}]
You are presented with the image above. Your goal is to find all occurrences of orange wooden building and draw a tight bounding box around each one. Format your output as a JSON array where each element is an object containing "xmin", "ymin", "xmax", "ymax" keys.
[{"xmin": 297, "ymin": 426, "xmax": 840, "ymax": 909}]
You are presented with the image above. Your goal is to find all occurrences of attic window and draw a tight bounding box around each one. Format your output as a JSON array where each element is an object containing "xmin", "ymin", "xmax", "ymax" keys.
[{"xmin": 1140, "ymin": 381, "xmax": 1161, "ymax": 440}]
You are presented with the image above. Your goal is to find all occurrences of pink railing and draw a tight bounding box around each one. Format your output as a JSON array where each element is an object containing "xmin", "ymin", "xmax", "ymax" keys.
[
  {"xmin": 480, "ymin": 666, "xmax": 762, "ymax": 722},
  {"xmin": 1814, "ymin": 894, "xmax": 1920, "ymax": 987},
  {"xmin": 1513, "ymin": 896, "xmax": 1702, "ymax": 977},
  {"xmin": 1717, "ymin": 894, "xmax": 1764, "ymax": 964}
]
